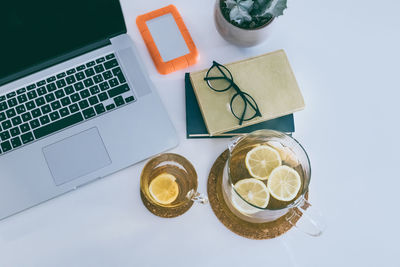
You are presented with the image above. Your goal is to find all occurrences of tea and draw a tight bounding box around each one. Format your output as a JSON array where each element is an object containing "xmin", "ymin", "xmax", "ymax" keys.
[
  {"xmin": 229, "ymin": 141, "xmax": 304, "ymax": 210},
  {"xmin": 141, "ymin": 164, "xmax": 196, "ymax": 207}
]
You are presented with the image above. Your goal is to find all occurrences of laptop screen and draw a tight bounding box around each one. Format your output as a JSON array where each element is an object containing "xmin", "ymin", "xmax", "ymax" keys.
[{"xmin": 0, "ymin": 0, "xmax": 126, "ymax": 85}]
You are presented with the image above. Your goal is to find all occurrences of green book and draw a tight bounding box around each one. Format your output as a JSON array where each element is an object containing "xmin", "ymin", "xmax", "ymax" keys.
[{"xmin": 185, "ymin": 73, "xmax": 295, "ymax": 138}]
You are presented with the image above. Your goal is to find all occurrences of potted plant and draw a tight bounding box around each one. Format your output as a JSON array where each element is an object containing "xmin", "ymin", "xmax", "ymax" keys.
[{"xmin": 214, "ymin": 0, "xmax": 287, "ymax": 47}]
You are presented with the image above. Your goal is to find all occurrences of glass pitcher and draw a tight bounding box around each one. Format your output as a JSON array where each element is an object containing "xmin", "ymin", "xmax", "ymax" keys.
[{"xmin": 222, "ymin": 130, "xmax": 325, "ymax": 236}]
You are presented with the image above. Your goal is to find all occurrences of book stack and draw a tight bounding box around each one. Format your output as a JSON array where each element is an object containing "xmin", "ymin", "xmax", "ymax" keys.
[{"xmin": 186, "ymin": 50, "xmax": 305, "ymax": 138}]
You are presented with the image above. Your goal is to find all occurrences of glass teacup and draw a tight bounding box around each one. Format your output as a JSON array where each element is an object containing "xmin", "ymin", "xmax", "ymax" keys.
[
  {"xmin": 140, "ymin": 153, "xmax": 208, "ymax": 216},
  {"xmin": 222, "ymin": 130, "xmax": 325, "ymax": 236}
]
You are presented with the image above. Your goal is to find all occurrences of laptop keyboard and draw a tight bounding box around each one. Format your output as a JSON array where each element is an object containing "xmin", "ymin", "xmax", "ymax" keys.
[{"xmin": 0, "ymin": 53, "xmax": 135, "ymax": 156}]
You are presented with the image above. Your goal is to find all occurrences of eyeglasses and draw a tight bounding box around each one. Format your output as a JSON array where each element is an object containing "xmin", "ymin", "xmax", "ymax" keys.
[{"xmin": 203, "ymin": 61, "xmax": 261, "ymax": 125}]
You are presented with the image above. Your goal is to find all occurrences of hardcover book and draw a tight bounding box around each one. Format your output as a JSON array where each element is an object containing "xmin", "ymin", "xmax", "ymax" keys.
[
  {"xmin": 185, "ymin": 73, "xmax": 295, "ymax": 138},
  {"xmin": 189, "ymin": 50, "xmax": 304, "ymax": 136}
]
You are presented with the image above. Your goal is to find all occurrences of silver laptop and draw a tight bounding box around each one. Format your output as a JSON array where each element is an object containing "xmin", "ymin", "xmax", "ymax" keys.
[{"xmin": 0, "ymin": 0, "xmax": 178, "ymax": 219}]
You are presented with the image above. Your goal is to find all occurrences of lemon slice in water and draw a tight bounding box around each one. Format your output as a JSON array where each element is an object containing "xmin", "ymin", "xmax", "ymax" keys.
[
  {"xmin": 245, "ymin": 145, "xmax": 282, "ymax": 180},
  {"xmin": 267, "ymin": 166, "xmax": 301, "ymax": 202},
  {"xmin": 149, "ymin": 173, "xmax": 179, "ymax": 205}
]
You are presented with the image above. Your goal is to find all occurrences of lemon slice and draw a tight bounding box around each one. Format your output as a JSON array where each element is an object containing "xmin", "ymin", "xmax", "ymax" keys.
[
  {"xmin": 267, "ymin": 166, "xmax": 301, "ymax": 201},
  {"xmin": 245, "ymin": 145, "xmax": 282, "ymax": 180},
  {"xmin": 233, "ymin": 178, "xmax": 270, "ymax": 212},
  {"xmin": 149, "ymin": 173, "xmax": 179, "ymax": 205}
]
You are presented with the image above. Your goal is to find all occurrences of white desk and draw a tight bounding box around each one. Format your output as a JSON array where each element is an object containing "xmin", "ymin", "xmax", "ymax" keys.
[{"xmin": 1, "ymin": 0, "xmax": 400, "ymax": 266}]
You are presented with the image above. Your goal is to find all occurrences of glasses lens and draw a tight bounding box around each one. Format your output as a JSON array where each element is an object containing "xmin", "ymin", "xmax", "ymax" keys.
[
  {"xmin": 231, "ymin": 92, "xmax": 259, "ymax": 121},
  {"xmin": 205, "ymin": 64, "xmax": 233, "ymax": 91}
]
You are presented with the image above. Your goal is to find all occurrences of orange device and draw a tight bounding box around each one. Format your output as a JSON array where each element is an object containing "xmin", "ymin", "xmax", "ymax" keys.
[{"xmin": 136, "ymin": 5, "xmax": 199, "ymax": 75}]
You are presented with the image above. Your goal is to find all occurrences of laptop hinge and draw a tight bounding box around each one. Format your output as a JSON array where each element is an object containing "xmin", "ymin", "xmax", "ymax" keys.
[{"xmin": 0, "ymin": 38, "xmax": 111, "ymax": 87}]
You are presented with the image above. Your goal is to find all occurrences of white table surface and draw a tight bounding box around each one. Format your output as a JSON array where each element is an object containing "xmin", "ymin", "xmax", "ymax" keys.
[{"xmin": 1, "ymin": 0, "xmax": 400, "ymax": 266}]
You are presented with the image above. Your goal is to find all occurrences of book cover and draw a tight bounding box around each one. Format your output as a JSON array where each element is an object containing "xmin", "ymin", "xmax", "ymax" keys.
[
  {"xmin": 185, "ymin": 73, "xmax": 295, "ymax": 138},
  {"xmin": 189, "ymin": 50, "xmax": 305, "ymax": 135}
]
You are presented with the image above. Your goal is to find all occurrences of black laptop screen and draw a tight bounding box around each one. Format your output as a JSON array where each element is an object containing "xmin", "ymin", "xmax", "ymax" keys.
[{"xmin": 0, "ymin": 0, "xmax": 126, "ymax": 84}]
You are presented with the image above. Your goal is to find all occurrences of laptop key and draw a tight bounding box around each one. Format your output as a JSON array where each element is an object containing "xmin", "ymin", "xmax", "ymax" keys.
[
  {"xmin": 30, "ymin": 119, "xmax": 40, "ymax": 129},
  {"xmin": 94, "ymin": 103, "xmax": 105, "ymax": 115},
  {"xmin": 106, "ymin": 104, "xmax": 115, "ymax": 111},
  {"xmin": 55, "ymin": 89, "xmax": 65, "ymax": 99},
  {"xmin": 10, "ymin": 137, "xmax": 22, "ymax": 149},
  {"xmin": 10, "ymin": 127, "xmax": 20, "ymax": 137},
  {"xmin": 56, "ymin": 72, "xmax": 66, "ymax": 79},
  {"xmin": 56, "ymin": 79, "xmax": 66, "ymax": 88},
  {"xmin": 0, "ymin": 102, "xmax": 8, "ymax": 111},
  {"xmin": 103, "ymin": 71, "xmax": 113, "ymax": 80},
  {"xmin": 88, "ymin": 96, "xmax": 99, "ymax": 106},
  {"xmin": 84, "ymin": 78, "xmax": 94, "ymax": 87},
  {"xmin": 46, "ymin": 76, "xmax": 56, "ymax": 83},
  {"xmin": 49, "ymin": 111, "xmax": 60, "ymax": 121},
  {"xmin": 40, "ymin": 115, "xmax": 50, "ymax": 125},
  {"xmin": 35, "ymin": 97, "xmax": 46, "ymax": 106},
  {"xmin": 27, "ymin": 84, "xmax": 36, "ymax": 90},
  {"xmin": 108, "ymin": 84, "xmax": 130, "ymax": 98},
  {"xmin": 125, "ymin": 96, "xmax": 135, "ymax": 103},
  {"xmin": 105, "ymin": 54, "xmax": 115, "ymax": 60},
  {"xmin": 80, "ymin": 89, "xmax": 90, "ymax": 99},
  {"xmin": 99, "ymin": 82, "xmax": 109, "ymax": 91},
  {"xmin": 82, "ymin": 107, "xmax": 96, "ymax": 119},
  {"xmin": 90, "ymin": 85, "xmax": 100, "ymax": 95},
  {"xmin": 76, "ymin": 65, "xmax": 85, "ymax": 71},
  {"xmin": 93, "ymin": 74, "xmax": 103, "ymax": 84},
  {"xmin": 6, "ymin": 108, "xmax": 16, "ymax": 118},
  {"xmin": 33, "ymin": 112, "xmax": 84, "ymax": 139},
  {"xmin": 0, "ymin": 131, "xmax": 10, "ymax": 140},
  {"xmin": 114, "ymin": 96, "xmax": 125, "ymax": 107},
  {"xmin": 37, "ymin": 87, "xmax": 47, "ymax": 96},
  {"xmin": 20, "ymin": 123, "xmax": 31, "ymax": 133},
  {"xmin": 17, "ymin": 88, "xmax": 26, "ymax": 95},
  {"xmin": 6, "ymin": 92, "xmax": 16, "ymax": 99},
  {"xmin": 69, "ymin": 104, "xmax": 79, "ymax": 113},
  {"xmin": 51, "ymin": 101, "xmax": 61, "ymax": 110},
  {"xmin": 64, "ymin": 86, "xmax": 74, "ymax": 95},
  {"xmin": 45, "ymin": 93, "xmax": 56, "ymax": 103},
  {"xmin": 0, "ymin": 96, "xmax": 5, "ymax": 102},
  {"xmin": 66, "ymin": 69, "xmax": 76, "ymax": 75},
  {"xmin": 31, "ymin": 108, "xmax": 42, "ymax": 118},
  {"xmin": 66, "ymin": 75, "xmax": 76, "ymax": 85},
  {"xmin": 75, "ymin": 71, "xmax": 85, "ymax": 81},
  {"xmin": 108, "ymin": 78, "xmax": 119, "ymax": 88},
  {"xmin": 94, "ymin": 65, "xmax": 104, "ymax": 73},
  {"xmin": 86, "ymin": 61, "xmax": 95, "ymax": 67},
  {"xmin": 36, "ymin": 80, "xmax": 46, "ymax": 87},
  {"xmin": 1, "ymin": 141, "xmax": 12, "ymax": 152},
  {"xmin": 26, "ymin": 101, "xmax": 36, "ymax": 110},
  {"xmin": 27, "ymin": 91, "xmax": 37, "ymax": 100},
  {"xmin": 11, "ymin": 116, "xmax": 22, "ymax": 126},
  {"xmin": 41, "ymin": 104, "xmax": 51, "ymax": 114},
  {"xmin": 59, "ymin": 107, "xmax": 70, "ymax": 117},
  {"xmin": 2, "ymin": 120, "xmax": 11, "ymax": 130},
  {"xmin": 8, "ymin": 98, "xmax": 18, "ymax": 108},
  {"xmin": 112, "ymin": 67, "xmax": 126, "ymax": 83},
  {"xmin": 78, "ymin": 99, "xmax": 89, "ymax": 109},
  {"xmin": 96, "ymin": 57, "xmax": 105, "ymax": 63},
  {"xmin": 22, "ymin": 112, "xmax": 32, "ymax": 122},
  {"xmin": 16, "ymin": 105, "xmax": 26, "ymax": 114},
  {"xmin": 0, "ymin": 112, "xmax": 6, "ymax": 121},
  {"xmin": 21, "ymin": 132, "xmax": 34, "ymax": 144},
  {"xmin": 17, "ymin": 94, "xmax": 28, "ymax": 104},
  {"xmin": 70, "ymin": 93, "xmax": 81, "ymax": 103},
  {"xmin": 98, "ymin": 92, "xmax": 108, "ymax": 101},
  {"xmin": 85, "ymin": 68, "xmax": 95, "ymax": 77},
  {"xmin": 46, "ymin": 83, "xmax": 57, "ymax": 92},
  {"xmin": 74, "ymin": 82, "xmax": 84, "ymax": 91},
  {"xmin": 61, "ymin": 97, "xmax": 71, "ymax": 107}
]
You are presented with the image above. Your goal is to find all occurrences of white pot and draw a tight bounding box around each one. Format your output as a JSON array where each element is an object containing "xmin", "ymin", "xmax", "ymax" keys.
[{"xmin": 214, "ymin": 0, "xmax": 275, "ymax": 47}]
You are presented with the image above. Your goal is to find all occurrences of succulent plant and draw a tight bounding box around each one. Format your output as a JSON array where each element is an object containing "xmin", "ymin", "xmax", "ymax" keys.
[{"xmin": 223, "ymin": 0, "xmax": 287, "ymax": 28}]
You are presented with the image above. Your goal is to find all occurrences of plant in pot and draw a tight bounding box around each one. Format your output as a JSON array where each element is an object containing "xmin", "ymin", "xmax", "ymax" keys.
[{"xmin": 214, "ymin": 0, "xmax": 287, "ymax": 47}]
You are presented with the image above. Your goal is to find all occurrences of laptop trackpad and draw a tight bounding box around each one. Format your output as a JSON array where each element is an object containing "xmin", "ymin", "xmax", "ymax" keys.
[{"xmin": 43, "ymin": 128, "xmax": 112, "ymax": 186}]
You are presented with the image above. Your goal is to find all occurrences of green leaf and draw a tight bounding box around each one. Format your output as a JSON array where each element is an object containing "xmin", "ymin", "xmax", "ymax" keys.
[
  {"xmin": 229, "ymin": 5, "xmax": 252, "ymax": 23},
  {"xmin": 264, "ymin": 0, "xmax": 287, "ymax": 17}
]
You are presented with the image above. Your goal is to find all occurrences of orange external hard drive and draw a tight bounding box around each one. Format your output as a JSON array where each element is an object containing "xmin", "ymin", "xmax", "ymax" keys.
[{"xmin": 136, "ymin": 5, "xmax": 199, "ymax": 74}]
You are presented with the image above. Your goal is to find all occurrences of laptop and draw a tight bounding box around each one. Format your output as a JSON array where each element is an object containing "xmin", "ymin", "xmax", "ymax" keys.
[{"xmin": 0, "ymin": 0, "xmax": 178, "ymax": 220}]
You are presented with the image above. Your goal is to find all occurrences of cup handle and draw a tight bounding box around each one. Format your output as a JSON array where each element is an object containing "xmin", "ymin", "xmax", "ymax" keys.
[
  {"xmin": 285, "ymin": 196, "xmax": 326, "ymax": 237},
  {"xmin": 186, "ymin": 189, "xmax": 209, "ymax": 204}
]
